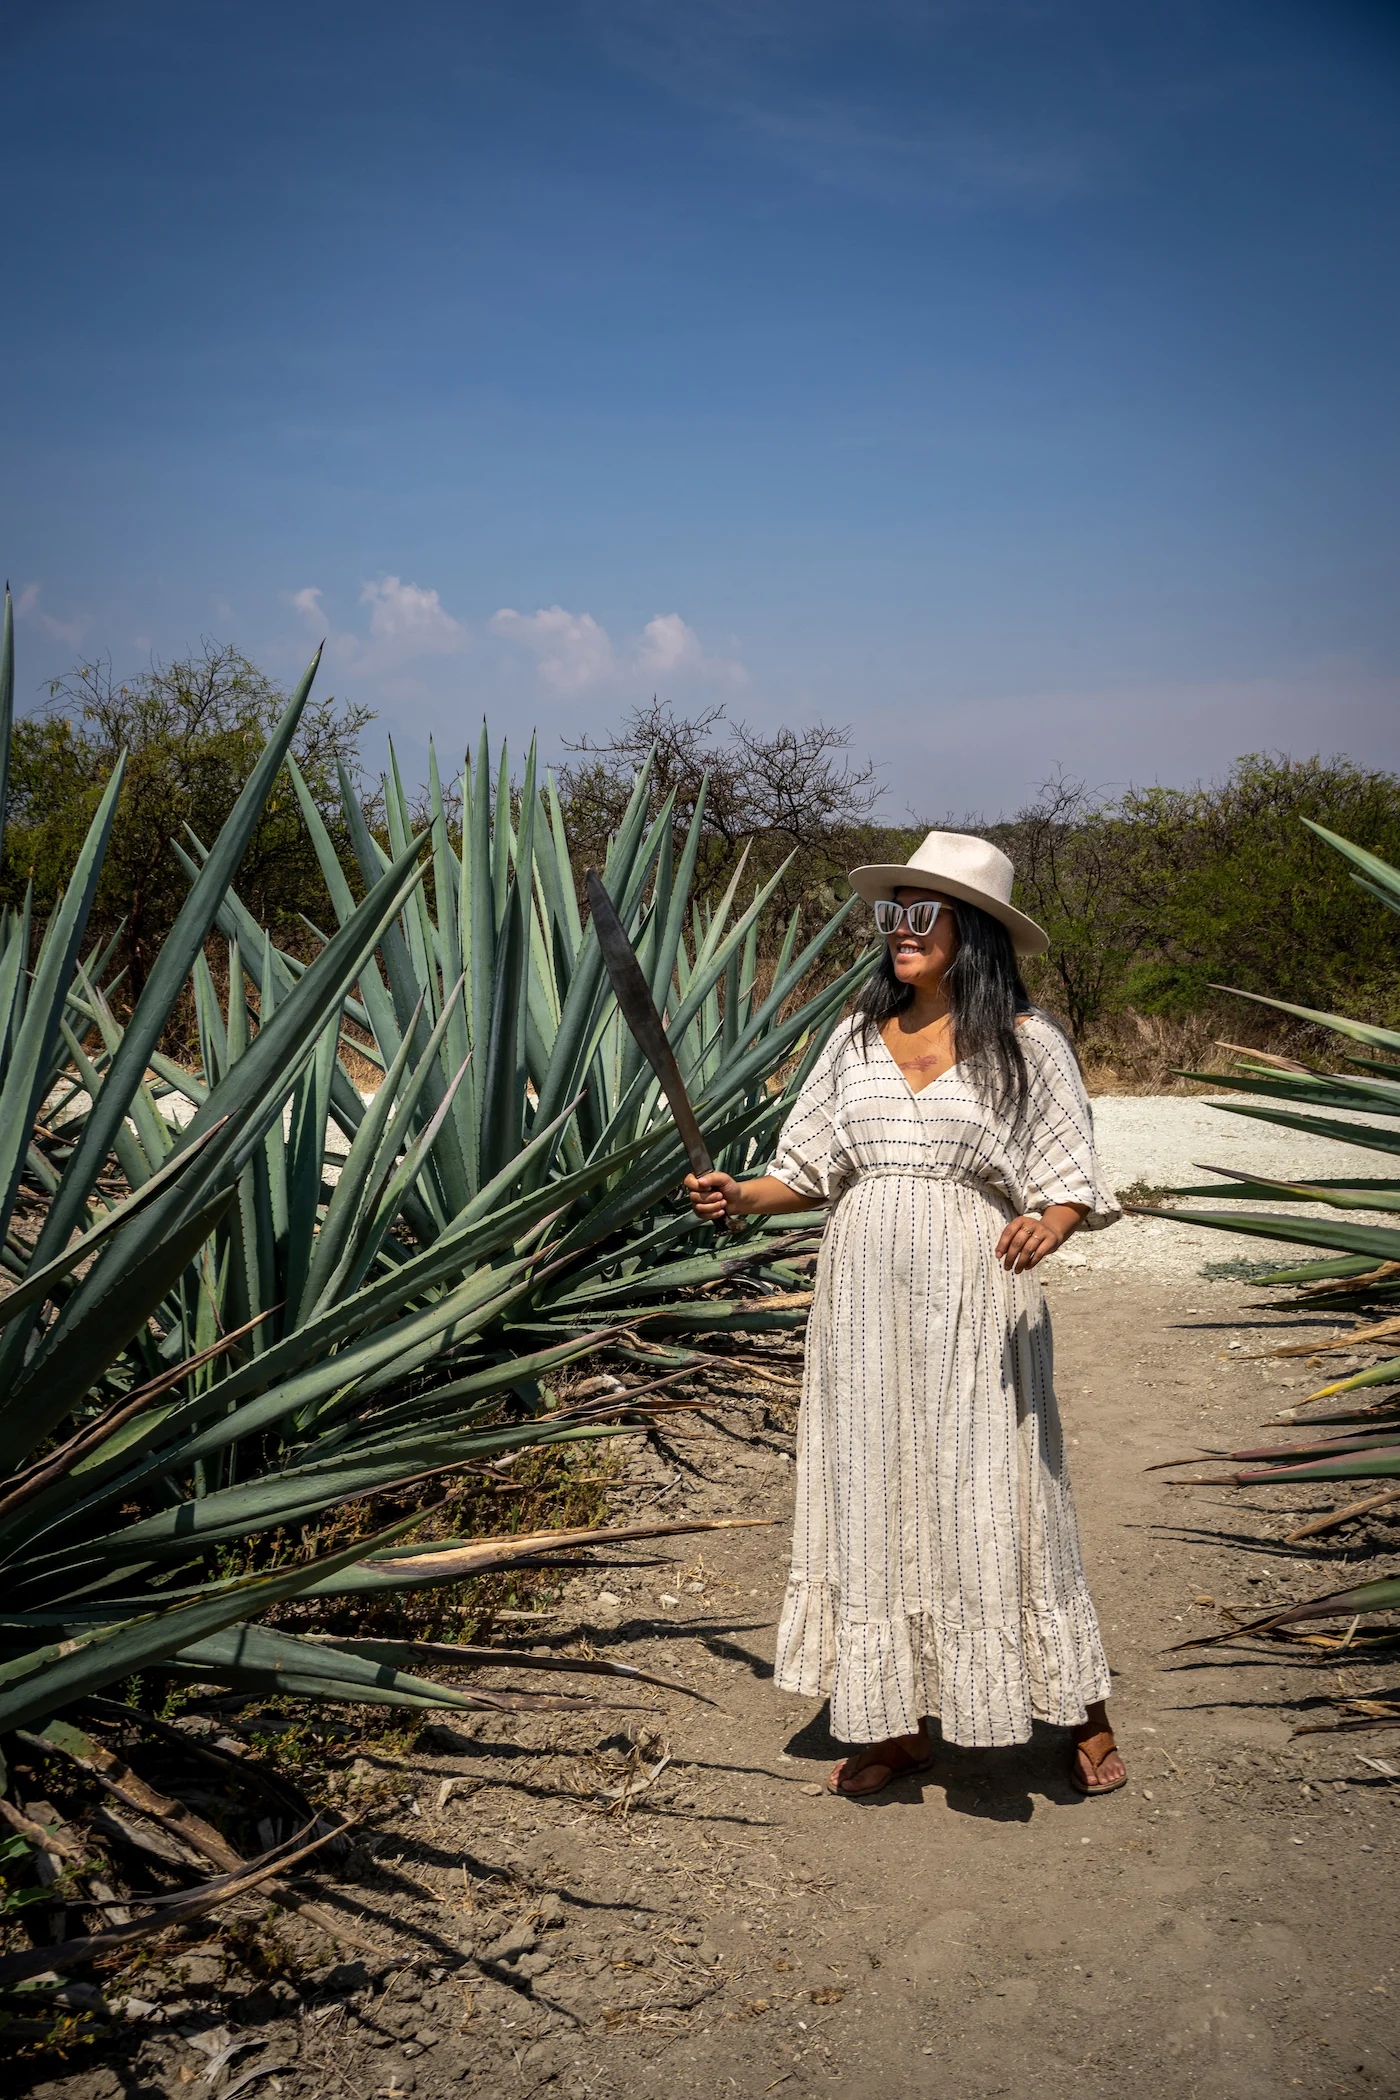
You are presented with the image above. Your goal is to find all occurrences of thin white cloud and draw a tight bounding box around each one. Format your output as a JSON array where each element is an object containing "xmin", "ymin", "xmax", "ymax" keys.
[
  {"xmin": 636, "ymin": 612, "xmax": 703, "ymax": 677},
  {"xmin": 489, "ymin": 605, "xmax": 617, "ymax": 693},
  {"xmin": 636, "ymin": 612, "xmax": 747, "ymax": 687},
  {"xmin": 491, "ymin": 604, "xmax": 746, "ymax": 695},
  {"xmin": 281, "ymin": 584, "xmax": 745, "ymax": 707},
  {"xmin": 12, "ymin": 580, "xmax": 87, "ymax": 649},
  {"xmin": 286, "ymin": 577, "xmax": 469, "ymax": 677},
  {"xmin": 359, "ymin": 576, "xmax": 468, "ymax": 658}
]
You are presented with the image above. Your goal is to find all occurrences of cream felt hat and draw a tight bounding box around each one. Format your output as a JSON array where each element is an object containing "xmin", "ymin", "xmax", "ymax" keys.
[{"xmin": 847, "ymin": 829, "xmax": 1049, "ymax": 957}]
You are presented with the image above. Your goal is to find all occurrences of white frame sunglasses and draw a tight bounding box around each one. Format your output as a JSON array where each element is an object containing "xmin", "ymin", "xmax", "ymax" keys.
[{"xmin": 873, "ymin": 899, "xmax": 954, "ymax": 936}]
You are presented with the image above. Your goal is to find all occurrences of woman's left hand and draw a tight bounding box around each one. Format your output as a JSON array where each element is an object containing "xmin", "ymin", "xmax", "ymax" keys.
[{"xmin": 996, "ymin": 1212, "xmax": 1071, "ymax": 1272}]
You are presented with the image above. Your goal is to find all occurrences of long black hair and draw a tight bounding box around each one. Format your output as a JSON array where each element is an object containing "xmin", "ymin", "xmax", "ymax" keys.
[{"xmin": 850, "ymin": 897, "xmax": 1033, "ymax": 1121}]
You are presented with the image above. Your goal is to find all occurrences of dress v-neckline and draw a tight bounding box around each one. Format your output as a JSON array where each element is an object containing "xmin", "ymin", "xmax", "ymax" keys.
[{"xmin": 877, "ymin": 1030, "xmax": 961, "ymax": 1100}]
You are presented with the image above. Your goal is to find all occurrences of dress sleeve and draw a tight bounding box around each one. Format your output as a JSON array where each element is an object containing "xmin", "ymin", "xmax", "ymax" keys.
[
  {"xmin": 765, "ymin": 1035, "xmax": 845, "ymax": 1205},
  {"xmin": 1020, "ymin": 1018, "xmax": 1121, "ymax": 1230}
]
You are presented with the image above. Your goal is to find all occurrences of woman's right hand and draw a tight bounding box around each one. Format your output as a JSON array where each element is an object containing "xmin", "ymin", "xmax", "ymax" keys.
[{"xmin": 685, "ymin": 1169, "xmax": 742, "ymax": 1222}]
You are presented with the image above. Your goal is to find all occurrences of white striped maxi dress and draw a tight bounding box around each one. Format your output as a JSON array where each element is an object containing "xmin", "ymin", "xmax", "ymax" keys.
[{"xmin": 769, "ymin": 1011, "xmax": 1120, "ymax": 1750}]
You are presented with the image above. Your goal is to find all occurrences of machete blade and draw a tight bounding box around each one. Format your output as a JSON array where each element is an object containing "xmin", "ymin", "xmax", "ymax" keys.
[{"xmin": 586, "ymin": 869, "xmax": 740, "ymax": 1235}]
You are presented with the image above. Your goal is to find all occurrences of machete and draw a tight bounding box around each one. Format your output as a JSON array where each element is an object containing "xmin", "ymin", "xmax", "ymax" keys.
[{"xmin": 586, "ymin": 869, "xmax": 741, "ymax": 1235}]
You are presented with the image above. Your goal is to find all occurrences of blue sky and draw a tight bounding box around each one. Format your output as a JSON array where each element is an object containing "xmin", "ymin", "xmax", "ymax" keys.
[{"xmin": 4, "ymin": 0, "xmax": 1399, "ymax": 816}]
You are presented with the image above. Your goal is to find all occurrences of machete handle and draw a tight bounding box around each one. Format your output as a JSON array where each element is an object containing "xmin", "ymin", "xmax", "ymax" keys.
[{"xmin": 686, "ymin": 1161, "xmax": 744, "ymax": 1237}]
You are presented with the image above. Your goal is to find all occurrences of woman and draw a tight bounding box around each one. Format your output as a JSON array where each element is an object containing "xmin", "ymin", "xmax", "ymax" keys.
[{"xmin": 686, "ymin": 830, "xmax": 1127, "ymax": 1800}]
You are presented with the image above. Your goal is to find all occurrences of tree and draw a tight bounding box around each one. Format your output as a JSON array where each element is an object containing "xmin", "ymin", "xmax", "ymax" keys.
[
  {"xmin": 1, "ymin": 641, "xmax": 372, "ymax": 1002},
  {"xmin": 557, "ymin": 698, "xmax": 884, "ymax": 924},
  {"xmin": 1111, "ymin": 754, "xmax": 1400, "ymax": 1025},
  {"xmin": 1001, "ymin": 754, "xmax": 1400, "ymax": 1039},
  {"xmin": 996, "ymin": 774, "xmax": 1148, "ymax": 1036}
]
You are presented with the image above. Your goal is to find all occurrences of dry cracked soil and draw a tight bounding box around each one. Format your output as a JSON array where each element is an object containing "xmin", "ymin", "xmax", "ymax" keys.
[{"xmin": 24, "ymin": 1262, "xmax": 1400, "ymax": 2100}]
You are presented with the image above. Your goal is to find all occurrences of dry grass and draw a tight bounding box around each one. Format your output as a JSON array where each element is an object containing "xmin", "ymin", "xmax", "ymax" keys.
[
  {"xmin": 1076, "ymin": 1007, "xmax": 1328, "ymax": 1094},
  {"xmin": 337, "ymin": 1033, "xmax": 385, "ymax": 1093}
]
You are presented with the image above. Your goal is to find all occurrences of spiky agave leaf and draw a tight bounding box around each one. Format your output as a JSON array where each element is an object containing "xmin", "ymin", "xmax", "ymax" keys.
[
  {"xmin": 1147, "ymin": 823, "xmax": 1400, "ymax": 1660},
  {"xmin": 0, "ymin": 652, "xmax": 329, "ymax": 1381}
]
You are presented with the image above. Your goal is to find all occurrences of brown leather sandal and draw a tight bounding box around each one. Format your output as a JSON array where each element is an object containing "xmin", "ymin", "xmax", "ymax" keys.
[
  {"xmin": 828, "ymin": 1736, "xmax": 935, "ymax": 1799},
  {"xmin": 1069, "ymin": 1725, "xmax": 1127, "ymax": 1796}
]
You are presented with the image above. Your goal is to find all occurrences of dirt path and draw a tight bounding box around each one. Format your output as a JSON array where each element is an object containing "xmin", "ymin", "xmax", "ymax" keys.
[{"xmin": 33, "ymin": 1265, "xmax": 1400, "ymax": 2100}]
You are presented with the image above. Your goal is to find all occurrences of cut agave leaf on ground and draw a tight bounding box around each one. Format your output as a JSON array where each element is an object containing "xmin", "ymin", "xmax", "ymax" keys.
[
  {"xmin": 304, "ymin": 1515, "xmax": 774, "ymax": 1595},
  {"xmin": 0, "ymin": 1816, "xmax": 352, "ymax": 1988},
  {"xmin": 1261, "ymin": 1255, "xmax": 1399, "ymax": 1285},
  {"xmin": 1307, "ymin": 1355, "xmax": 1400, "ymax": 1400},
  {"xmin": 1169, "ymin": 1573, "xmax": 1400, "ymax": 1649},
  {"xmin": 1169, "ymin": 1444, "xmax": 1400, "ymax": 1487},
  {"xmin": 1150, "ymin": 1427, "xmax": 1400, "ymax": 1470},
  {"xmin": 1246, "ymin": 1315, "xmax": 1400, "ymax": 1357},
  {"xmin": 300, "ymin": 1634, "xmax": 714, "ymax": 1702},
  {"xmin": 161, "ymin": 1622, "xmax": 639, "ymax": 1715}
]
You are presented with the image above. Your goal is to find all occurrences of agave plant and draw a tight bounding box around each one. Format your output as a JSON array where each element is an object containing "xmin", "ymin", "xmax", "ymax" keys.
[
  {"xmin": 1139, "ymin": 816, "xmax": 1400, "ymax": 1645},
  {"xmin": 0, "ymin": 587, "xmax": 862, "ymax": 1773},
  {"xmin": 178, "ymin": 719, "xmax": 863, "ymax": 1337}
]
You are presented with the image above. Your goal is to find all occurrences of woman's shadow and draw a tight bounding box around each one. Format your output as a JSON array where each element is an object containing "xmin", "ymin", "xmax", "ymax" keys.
[{"xmin": 783, "ymin": 1704, "xmax": 1087, "ymax": 1822}]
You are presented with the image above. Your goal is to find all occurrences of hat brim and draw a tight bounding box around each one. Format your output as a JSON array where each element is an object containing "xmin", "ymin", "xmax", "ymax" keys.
[{"xmin": 847, "ymin": 864, "xmax": 1050, "ymax": 958}]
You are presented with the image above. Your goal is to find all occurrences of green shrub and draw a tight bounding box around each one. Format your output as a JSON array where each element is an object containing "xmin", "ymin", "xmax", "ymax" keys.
[
  {"xmin": 0, "ymin": 641, "xmax": 370, "ymax": 1001},
  {"xmin": 1117, "ymin": 959, "xmax": 1215, "ymax": 1018},
  {"xmin": 1004, "ymin": 754, "xmax": 1400, "ymax": 1036}
]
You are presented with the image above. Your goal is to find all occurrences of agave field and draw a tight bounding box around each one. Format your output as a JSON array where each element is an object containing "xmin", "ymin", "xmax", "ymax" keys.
[
  {"xmin": 1140, "ymin": 818, "xmax": 1400, "ymax": 1734},
  {"xmin": 0, "ymin": 589, "xmax": 868, "ymax": 2005}
]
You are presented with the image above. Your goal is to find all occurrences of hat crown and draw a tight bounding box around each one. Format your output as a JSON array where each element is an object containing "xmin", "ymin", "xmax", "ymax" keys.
[
  {"xmin": 845, "ymin": 826, "xmax": 1046, "ymax": 954},
  {"xmin": 896, "ymin": 830, "xmax": 1015, "ymax": 907}
]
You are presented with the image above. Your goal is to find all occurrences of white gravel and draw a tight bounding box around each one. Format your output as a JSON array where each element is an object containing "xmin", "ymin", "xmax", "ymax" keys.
[{"xmin": 1070, "ymin": 1093, "xmax": 1396, "ymax": 1282}]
